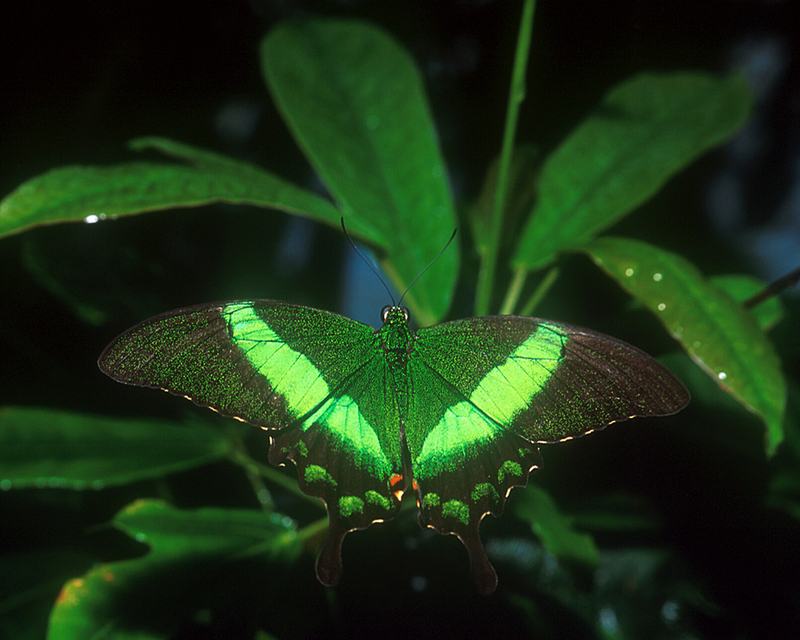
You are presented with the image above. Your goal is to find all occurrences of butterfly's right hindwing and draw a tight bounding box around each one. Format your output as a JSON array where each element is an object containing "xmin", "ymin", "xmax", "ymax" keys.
[{"xmin": 406, "ymin": 315, "xmax": 689, "ymax": 593}]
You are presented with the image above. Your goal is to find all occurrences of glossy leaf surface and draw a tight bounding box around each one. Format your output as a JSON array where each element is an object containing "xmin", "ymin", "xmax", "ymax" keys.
[
  {"xmin": 0, "ymin": 138, "xmax": 356, "ymax": 242},
  {"xmin": 711, "ymin": 274, "xmax": 785, "ymax": 331},
  {"xmin": 261, "ymin": 20, "xmax": 458, "ymax": 324},
  {"xmin": 584, "ymin": 236, "xmax": 786, "ymax": 452}
]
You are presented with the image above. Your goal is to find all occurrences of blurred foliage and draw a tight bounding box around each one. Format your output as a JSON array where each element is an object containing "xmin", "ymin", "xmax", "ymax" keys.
[{"xmin": 1, "ymin": 2, "xmax": 798, "ymax": 639}]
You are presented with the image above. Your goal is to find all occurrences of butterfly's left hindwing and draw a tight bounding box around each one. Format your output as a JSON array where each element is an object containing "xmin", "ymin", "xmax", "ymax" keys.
[{"xmin": 99, "ymin": 301, "xmax": 404, "ymax": 586}]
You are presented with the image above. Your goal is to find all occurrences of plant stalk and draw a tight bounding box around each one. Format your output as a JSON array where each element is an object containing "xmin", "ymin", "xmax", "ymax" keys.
[{"xmin": 475, "ymin": 0, "xmax": 536, "ymax": 316}]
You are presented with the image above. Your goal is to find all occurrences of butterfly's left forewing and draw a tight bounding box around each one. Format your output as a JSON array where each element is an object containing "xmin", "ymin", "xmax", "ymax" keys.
[
  {"xmin": 408, "ymin": 315, "xmax": 689, "ymax": 593},
  {"xmin": 99, "ymin": 300, "xmax": 405, "ymax": 586}
]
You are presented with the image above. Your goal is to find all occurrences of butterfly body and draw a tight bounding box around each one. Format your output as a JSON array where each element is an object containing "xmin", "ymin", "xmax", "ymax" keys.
[{"xmin": 99, "ymin": 300, "xmax": 689, "ymax": 594}]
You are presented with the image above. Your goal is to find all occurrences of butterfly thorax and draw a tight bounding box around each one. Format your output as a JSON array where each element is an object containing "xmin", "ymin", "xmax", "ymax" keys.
[{"xmin": 377, "ymin": 305, "xmax": 414, "ymax": 368}]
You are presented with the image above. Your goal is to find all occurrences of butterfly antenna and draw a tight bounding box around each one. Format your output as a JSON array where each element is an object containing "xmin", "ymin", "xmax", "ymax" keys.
[
  {"xmin": 398, "ymin": 227, "xmax": 458, "ymax": 306},
  {"xmin": 340, "ymin": 218, "xmax": 397, "ymax": 305}
]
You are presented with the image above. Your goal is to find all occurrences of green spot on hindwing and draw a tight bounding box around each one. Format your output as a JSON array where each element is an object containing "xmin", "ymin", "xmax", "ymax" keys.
[
  {"xmin": 442, "ymin": 500, "xmax": 469, "ymax": 525},
  {"xmin": 498, "ymin": 460, "xmax": 523, "ymax": 484},
  {"xmin": 339, "ymin": 496, "xmax": 365, "ymax": 517},
  {"xmin": 366, "ymin": 490, "xmax": 391, "ymax": 511},
  {"xmin": 471, "ymin": 483, "xmax": 499, "ymax": 502},
  {"xmin": 423, "ymin": 492, "xmax": 441, "ymax": 508},
  {"xmin": 305, "ymin": 465, "xmax": 337, "ymax": 487}
]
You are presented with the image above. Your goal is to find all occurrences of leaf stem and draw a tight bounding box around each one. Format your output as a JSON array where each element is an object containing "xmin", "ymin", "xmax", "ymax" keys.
[
  {"xmin": 520, "ymin": 266, "xmax": 560, "ymax": 317},
  {"xmin": 297, "ymin": 516, "xmax": 330, "ymax": 543},
  {"xmin": 230, "ymin": 449, "xmax": 321, "ymax": 507},
  {"xmin": 475, "ymin": 0, "xmax": 536, "ymax": 316},
  {"xmin": 500, "ymin": 267, "xmax": 528, "ymax": 315}
]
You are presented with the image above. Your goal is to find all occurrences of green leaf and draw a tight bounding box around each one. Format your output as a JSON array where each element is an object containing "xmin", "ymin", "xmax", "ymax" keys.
[
  {"xmin": 711, "ymin": 274, "xmax": 785, "ymax": 331},
  {"xmin": 0, "ymin": 407, "xmax": 233, "ymax": 489},
  {"xmin": 514, "ymin": 72, "xmax": 753, "ymax": 271},
  {"xmin": 583, "ymin": 236, "xmax": 786, "ymax": 453},
  {"xmin": 0, "ymin": 137, "xmax": 357, "ymax": 242},
  {"xmin": 261, "ymin": 19, "xmax": 458, "ymax": 325},
  {"xmin": 514, "ymin": 485, "xmax": 599, "ymax": 566},
  {"xmin": 47, "ymin": 500, "xmax": 301, "ymax": 640},
  {"xmin": 111, "ymin": 499, "xmax": 301, "ymax": 560}
]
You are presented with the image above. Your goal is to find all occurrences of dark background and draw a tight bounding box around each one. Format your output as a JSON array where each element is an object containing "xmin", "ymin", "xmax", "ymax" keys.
[{"xmin": 2, "ymin": 1, "xmax": 799, "ymax": 638}]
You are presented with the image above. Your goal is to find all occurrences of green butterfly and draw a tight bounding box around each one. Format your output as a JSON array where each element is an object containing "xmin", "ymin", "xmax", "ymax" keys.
[{"xmin": 99, "ymin": 299, "xmax": 689, "ymax": 594}]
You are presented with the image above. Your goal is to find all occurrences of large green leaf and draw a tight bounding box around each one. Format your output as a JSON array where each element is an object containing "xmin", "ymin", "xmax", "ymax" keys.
[
  {"xmin": 0, "ymin": 137, "xmax": 365, "ymax": 242},
  {"xmin": 0, "ymin": 407, "xmax": 233, "ymax": 489},
  {"xmin": 583, "ymin": 236, "xmax": 786, "ymax": 453},
  {"xmin": 514, "ymin": 72, "xmax": 752, "ymax": 271},
  {"xmin": 261, "ymin": 20, "xmax": 458, "ymax": 325},
  {"xmin": 47, "ymin": 500, "xmax": 301, "ymax": 640}
]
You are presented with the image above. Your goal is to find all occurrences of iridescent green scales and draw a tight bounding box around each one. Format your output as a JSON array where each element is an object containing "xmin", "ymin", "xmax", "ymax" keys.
[{"xmin": 99, "ymin": 299, "xmax": 689, "ymax": 594}]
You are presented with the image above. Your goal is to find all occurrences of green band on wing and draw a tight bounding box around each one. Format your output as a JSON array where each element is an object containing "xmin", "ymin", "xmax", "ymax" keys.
[
  {"xmin": 305, "ymin": 394, "xmax": 392, "ymax": 478},
  {"xmin": 469, "ymin": 324, "xmax": 564, "ymax": 423},
  {"xmin": 415, "ymin": 401, "xmax": 499, "ymax": 478},
  {"xmin": 415, "ymin": 326, "xmax": 564, "ymax": 479},
  {"xmin": 225, "ymin": 303, "xmax": 330, "ymax": 418}
]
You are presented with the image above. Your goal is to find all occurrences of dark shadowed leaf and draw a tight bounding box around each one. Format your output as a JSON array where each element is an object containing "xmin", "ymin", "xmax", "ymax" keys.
[
  {"xmin": 47, "ymin": 500, "xmax": 301, "ymax": 639},
  {"xmin": 0, "ymin": 551, "xmax": 93, "ymax": 640},
  {"xmin": 514, "ymin": 72, "xmax": 752, "ymax": 271},
  {"xmin": 0, "ymin": 407, "xmax": 233, "ymax": 489},
  {"xmin": 469, "ymin": 144, "xmax": 540, "ymax": 260},
  {"xmin": 513, "ymin": 485, "xmax": 599, "ymax": 566}
]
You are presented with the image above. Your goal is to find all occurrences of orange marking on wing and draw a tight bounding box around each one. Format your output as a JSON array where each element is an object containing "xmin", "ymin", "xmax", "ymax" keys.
[{"xmin": 390, "ymin": 473, "xmax": 405, "ymax": 500}]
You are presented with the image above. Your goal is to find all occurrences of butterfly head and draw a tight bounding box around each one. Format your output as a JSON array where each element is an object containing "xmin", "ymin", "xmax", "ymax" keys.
[{"xmin": 380, "ymin": 305, "xmax": 410, "ymax": 326}]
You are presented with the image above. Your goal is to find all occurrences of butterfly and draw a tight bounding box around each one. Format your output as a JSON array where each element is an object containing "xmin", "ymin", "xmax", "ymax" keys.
[{"xmin": 98, "ymin": 299, "xmax": 689, "ymax": 594}]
